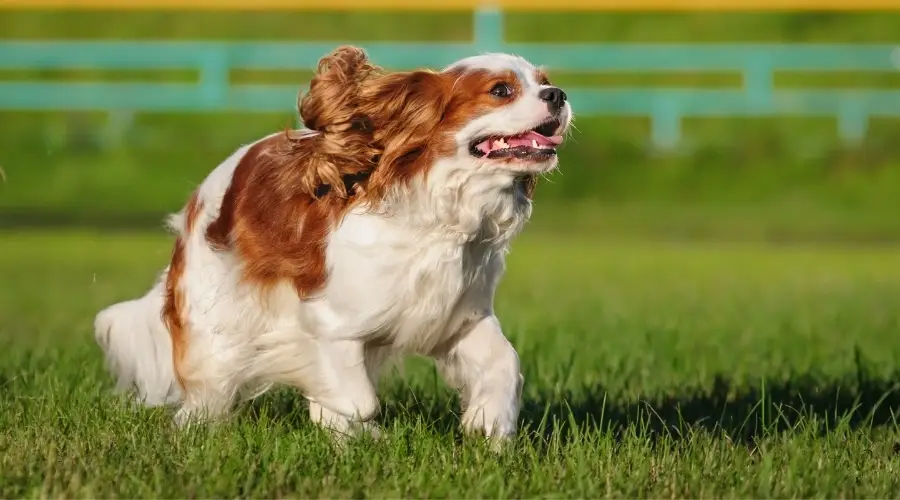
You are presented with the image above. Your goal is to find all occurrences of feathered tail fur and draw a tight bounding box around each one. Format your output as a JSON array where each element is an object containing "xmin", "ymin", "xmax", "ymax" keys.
[{"xmin": 93, "ymin": 269, "xmax": 182, "ymax": 406}]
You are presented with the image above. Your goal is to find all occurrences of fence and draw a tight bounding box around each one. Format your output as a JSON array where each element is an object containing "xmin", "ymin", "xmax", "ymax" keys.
[{"xmin": 1, "ymin": 5, "xmax": 900, "ymax": 148}]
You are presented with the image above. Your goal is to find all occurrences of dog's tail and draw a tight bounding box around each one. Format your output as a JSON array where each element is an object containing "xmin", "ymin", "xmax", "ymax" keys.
[{"xmin": 94, "ymin": 270, "xmax": 182, "ymax": 406}]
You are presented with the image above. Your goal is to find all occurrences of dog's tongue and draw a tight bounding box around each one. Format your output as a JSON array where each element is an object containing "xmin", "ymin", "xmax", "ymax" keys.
[
  {"xmin": 476, "ymin": 130, "xmax": 564, "ymax": 154},
  {"xmin": 509, "ymin": 130, "xmax": 563, "ymax": 148}
]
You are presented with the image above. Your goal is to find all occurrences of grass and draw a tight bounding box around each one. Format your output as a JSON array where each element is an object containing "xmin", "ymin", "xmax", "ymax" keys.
[{"xmin": 2, "ymin": 228, "xmax": 900, "ymax": 497}]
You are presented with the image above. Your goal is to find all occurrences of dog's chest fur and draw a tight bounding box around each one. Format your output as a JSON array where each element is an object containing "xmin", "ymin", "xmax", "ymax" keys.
[
  {"xmin": 310, "ymin": 189, "xmax": 526, "ymax": 356},
  {"xmin": 315, "ymin": 214, "xmax": 506, "ymax": 354}
]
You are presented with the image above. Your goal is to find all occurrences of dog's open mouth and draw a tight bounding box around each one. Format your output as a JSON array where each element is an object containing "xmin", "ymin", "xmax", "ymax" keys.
[{"xmin": 469, "ymin": 119, "xmax": 563, "ymax": 161}]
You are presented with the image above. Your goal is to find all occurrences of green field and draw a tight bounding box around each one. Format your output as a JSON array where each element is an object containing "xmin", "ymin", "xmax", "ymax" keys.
[{"xmin": 2, "ymin": 229, "xmax": 900, "ymax": 497}]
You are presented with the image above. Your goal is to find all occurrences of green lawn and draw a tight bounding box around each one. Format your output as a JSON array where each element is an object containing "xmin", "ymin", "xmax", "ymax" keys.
[{"xmin": 2, "ymin": 229, "xmax": 900, "ymax": 497}]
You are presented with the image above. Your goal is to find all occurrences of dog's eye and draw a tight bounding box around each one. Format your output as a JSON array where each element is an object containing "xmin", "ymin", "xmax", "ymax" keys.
[{"xmin": 489, "ymin": 83, "xmax": 513, "ymax": 98}]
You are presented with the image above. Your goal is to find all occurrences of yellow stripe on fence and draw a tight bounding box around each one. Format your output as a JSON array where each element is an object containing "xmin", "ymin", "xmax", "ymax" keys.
[{"xmin": 2, "ymin": 0, "xmax": 900, "ymax": 10}]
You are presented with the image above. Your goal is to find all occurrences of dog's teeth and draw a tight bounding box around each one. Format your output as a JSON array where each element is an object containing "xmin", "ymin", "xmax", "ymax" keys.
[{"xmin": 532, "ymin": 139, "xmax": 538, "ymax": 148}]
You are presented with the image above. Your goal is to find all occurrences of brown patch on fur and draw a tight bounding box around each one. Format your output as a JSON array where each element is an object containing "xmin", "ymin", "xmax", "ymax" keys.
[
  {"xmin": 160, "ymin": 191, "xmax": 203, "ymax": 390},
  {"xmin": 205, "ymin": 133, "xmax": 351, "ymax": 298},
  {"xmin": 162, "ymin": 236, "xmax": 188, "ymax": 389}
]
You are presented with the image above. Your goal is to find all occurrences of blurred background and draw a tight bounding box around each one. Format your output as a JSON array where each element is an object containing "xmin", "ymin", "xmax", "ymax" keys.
[{"xmin": 1, "ymin": 0, "xmax": 900, "ymax": 241}]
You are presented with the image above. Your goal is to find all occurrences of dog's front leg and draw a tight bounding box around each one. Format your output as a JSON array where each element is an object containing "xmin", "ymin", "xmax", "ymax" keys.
[
  {"xmin": 437, "ymin": 315, "xmax": 524, "ymax": 443},
  {"xmin": 304, "ymin": 339, "xmax": 381, "ymax": 441},
  {"xmin": 250, "ymin": 328, "xmax": 381, "ymax": 441}
]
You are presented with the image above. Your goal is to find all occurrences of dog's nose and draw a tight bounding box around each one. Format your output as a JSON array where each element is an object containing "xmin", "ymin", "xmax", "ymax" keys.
[{"xmin": 538, "ymin": 87, "xmax": 567, "ymax": 114}]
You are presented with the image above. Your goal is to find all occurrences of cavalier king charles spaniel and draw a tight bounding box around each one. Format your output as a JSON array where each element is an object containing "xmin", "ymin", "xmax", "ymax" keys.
[{"xmin": 94, "ymin": 45, "xmax": 573, "ymax": 444}]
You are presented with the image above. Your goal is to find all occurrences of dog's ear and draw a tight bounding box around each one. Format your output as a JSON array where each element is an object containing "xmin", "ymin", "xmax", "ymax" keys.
[
  {"xmin": 298, "ymin": 45, "xmax": 379, "ymax": 134},
  {"xmin": 356, "ymin": 70, "xmax": 453, "ymax": 188},
  {"xmin": 276, "ymin": 45, "xmax": 382, "ymax": 199},
  {"xmin": 293, "ymin": 47, "xmax": 452, "ymax": 200}
]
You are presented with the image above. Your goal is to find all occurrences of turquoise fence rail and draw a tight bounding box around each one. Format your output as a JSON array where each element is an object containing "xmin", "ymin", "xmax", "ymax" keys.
[{"xmin": 1, "ymin": 8, "xmax": 899, "ymax": 148}]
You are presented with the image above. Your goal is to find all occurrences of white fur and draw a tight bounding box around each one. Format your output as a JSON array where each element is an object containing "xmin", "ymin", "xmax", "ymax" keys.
[
  {"xmin": 94, "ymin": 53, "xmax": 573, "ymax": 443},
  {"xmin": 94, "ymin": 271, "xmax": 182, "ymax": 406}
]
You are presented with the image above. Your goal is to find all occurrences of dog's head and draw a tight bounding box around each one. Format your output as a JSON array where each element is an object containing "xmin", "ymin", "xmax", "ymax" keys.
[{"xmin": 296, "ymin": 46, "xmax": 573, "ymax": 203}]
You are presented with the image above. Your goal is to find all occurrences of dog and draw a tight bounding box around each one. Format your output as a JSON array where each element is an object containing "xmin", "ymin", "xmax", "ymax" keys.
[{"xmin": 94, "ymin": 45, "xmax": 572, "ymax": 444}]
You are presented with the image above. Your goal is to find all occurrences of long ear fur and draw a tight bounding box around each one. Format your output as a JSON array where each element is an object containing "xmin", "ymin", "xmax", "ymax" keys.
[
  {"xmin": 266, "ymin": 45, "xmax": 385, "ymax": 199},
  {"xmin": 299, "ymin": 45, "xmax": 380, "ymax": 135},
  {"xmin": 269, "ymin": 46, "xmax": 451, "ymax": 201},
  {"xmin": 356, "ymin": 70, "xmax": 452, "ymax": 194}
]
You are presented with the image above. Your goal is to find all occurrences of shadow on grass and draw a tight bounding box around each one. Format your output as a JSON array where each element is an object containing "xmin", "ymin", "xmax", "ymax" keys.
[
  {"xmin": 519, "ymin": 373, "xmax": 900, "ymax": 446},
  {"xmin": 241, "ymin": 348, "xmax": 900, "ymax": 447},
  {"xmin": 537, "ymin": 350, "xmax": 899, "ymax": 446},
  {"xmin": 525, "ymin": 350, "xmax": 900, "ymax": 445}
]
